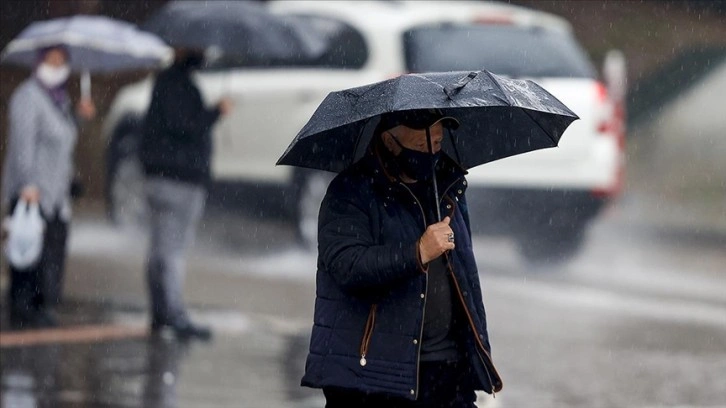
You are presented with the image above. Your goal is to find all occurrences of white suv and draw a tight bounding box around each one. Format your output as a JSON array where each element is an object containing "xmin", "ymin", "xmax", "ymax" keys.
[{"xmin": 103, "ymin": 0, "xmax": 625, "ymax": 262}]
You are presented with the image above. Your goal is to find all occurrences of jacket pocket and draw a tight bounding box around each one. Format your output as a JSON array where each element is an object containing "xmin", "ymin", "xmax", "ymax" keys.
[{"xmin": 359, "ymin": 304, "xmax": 378, "ymax": 366}]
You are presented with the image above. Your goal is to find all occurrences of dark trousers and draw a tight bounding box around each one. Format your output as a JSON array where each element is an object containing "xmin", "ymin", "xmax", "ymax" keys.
[
  {"xmin": 323, "ymin": 360, "xmax": 477, "ymax": 408},
  {"xmin": 8, "ymin": 207, "xmax": 68, "ymax": 316}
]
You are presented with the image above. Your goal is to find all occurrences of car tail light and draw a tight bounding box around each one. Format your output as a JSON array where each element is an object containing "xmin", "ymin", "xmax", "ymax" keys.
[
  {"xmin": 594, "ymin": 82, "xmax": 611, "ymax": 132},
  {"xmin": 594, "ymin": 81, "xmax": 625, "ymax": 148},
  {"xmin": 592, "ymin": 81, "xmax": 626, "ymax": 198}
]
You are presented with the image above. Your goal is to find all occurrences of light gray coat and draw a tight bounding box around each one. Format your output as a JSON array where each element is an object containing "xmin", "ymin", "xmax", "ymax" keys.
[{"xmin": 2, "ymin": 78, "xmax": 78, "ymax": 220}]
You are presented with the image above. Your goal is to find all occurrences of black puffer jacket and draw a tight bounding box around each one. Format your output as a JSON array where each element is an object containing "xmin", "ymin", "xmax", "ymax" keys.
[
  {"xmin": 301, "ymin": 150, "xmax": 503, "ymax": 399},
  {"xmin": 140, "ymin": 63, "xmax": 220, "ymax": 185}
]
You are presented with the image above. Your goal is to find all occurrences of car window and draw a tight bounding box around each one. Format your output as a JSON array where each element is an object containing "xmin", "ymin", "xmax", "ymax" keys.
[
  {"xmin": 204, "ymin": 14, "xmax": 367, "ymax": 70},
  {"xmin": 403, "ymin": 23, "xmax": 596, "ymax": 78}
]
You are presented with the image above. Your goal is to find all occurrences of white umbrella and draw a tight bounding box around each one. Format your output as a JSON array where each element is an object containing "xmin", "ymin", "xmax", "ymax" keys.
[{"xmin": 1, "ymin": 15, "xmax": 172, "ymax": 99}]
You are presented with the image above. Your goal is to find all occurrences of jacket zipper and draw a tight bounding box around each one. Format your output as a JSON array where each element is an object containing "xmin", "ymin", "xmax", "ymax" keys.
[
  {"xmin": 446, "ymin": 254, "xmax": 503, "ymax": 396},
  {"xmin": 398, "ymin": 175, "xmax": 461, "ymax": 221},
  {"xmin": 440, "ymin": 181, "xmax": 503, "ymax": 395},
  {"xmin": 391, "ymin": 165, "xmax": 495, "ymax": 396},
  {"xmin": 359, "ymin": 304, "xmax": 378, "ymax": 366},
  {"xmin": 399, "ymin": 182, "xmax": 429, "ymax": 399},
  {"xmin": 398, "ymin": 177, "xmax": 463, "ymax": 398},
  {"xmin": 439, "ymin": 179, "xmax": 461, "ymax": 208}
]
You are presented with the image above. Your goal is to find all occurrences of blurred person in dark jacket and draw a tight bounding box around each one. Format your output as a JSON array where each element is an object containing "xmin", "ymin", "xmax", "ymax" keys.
[
  {"xmin": 139, "ymin": 48, "xmax": 232, "ymax": 340},
  {"xmin": 301, "ymin": 110, "xmax": 503, "ymax": 407},
  {"xmin": 1, "ymin": 45, "xmax": 96, "ymax": 329}
]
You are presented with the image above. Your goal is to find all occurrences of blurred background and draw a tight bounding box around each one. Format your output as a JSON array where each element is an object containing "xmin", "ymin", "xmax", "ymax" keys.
[
  {"xmin": 1, "ymin": 1, "xmax": 725, "ymax": 407},
  {"xmin": 1, "ymin": 0, "xmax": 725, "ymax": 217}
]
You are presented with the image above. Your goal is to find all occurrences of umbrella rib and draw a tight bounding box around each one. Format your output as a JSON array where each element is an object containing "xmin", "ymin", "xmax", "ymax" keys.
[
  {"xmin": 350, "ymin": 117, "xmax": 368, "ymax": 165},
  {"xmin": 520, "ymin": 108, "xmax": 561, "ymax": 146},
  {"xmin": 483, "ymin": 70, "xmax": 512, "ymax": 106},
  {"xmin": 389, "ymin": 76, "xmax": 409, "ymax": 112},
  {"xmin": 484, "ymin": 71, "xmax": 560, "ymax": 146},
  {"xmin": 446, "ymin": 127, "xmax": 462, "ymax": 165},
  {"xmin": 387, "ymin": 74, "xmax": 444, "ymax": 112}
]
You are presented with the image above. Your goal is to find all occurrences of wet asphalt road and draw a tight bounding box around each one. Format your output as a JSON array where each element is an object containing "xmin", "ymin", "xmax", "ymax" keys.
[{"xmin": 1, "ymin": 194, "xmax": 725, "ymax": 408}]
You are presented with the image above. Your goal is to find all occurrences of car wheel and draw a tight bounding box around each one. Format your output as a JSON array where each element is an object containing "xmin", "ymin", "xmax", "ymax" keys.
[
  {"xmin": 517, "ymin": 224, "xmax": 586, "ymax": 266},
  {"xmin": 109, "ymin": 153, "xmax": 148, "ymax": 228},
  {"xmin": 294, "ymin": 171, "xmax": 333, "ymax": 249}
]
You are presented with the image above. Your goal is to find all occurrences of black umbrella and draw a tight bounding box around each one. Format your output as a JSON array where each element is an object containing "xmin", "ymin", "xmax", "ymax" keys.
[
  {"xmin": 143, "ymin": 0, "xmax": 327, "ymax": 62},
  {"xmin": 276, "ymin": 70, "xmax": 579, "ymax": 220}
]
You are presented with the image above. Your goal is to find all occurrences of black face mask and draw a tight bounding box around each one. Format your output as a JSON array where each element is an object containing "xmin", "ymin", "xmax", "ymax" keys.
[
  {"xmin": 180, "ymin": 54, "xmax": 205, "ymax": 70},
  {"xmin": 390, "ymin": 134, "xmax": 440, "ymax": 181}
]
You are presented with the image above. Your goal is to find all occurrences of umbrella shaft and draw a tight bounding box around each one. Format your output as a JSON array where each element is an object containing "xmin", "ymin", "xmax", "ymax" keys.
[
  {"xmin": 81, "ymin": 70, "xmax": 91, "ymax": 100},
  {"xmin": 426, "ymin": 128, "xmax": 442, "ymax": 222}
]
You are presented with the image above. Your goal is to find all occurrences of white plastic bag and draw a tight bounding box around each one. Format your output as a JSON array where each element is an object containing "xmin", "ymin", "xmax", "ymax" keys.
[{"xmin": 4, "ymin": 199, "xmax": 45, "ymax": 270}]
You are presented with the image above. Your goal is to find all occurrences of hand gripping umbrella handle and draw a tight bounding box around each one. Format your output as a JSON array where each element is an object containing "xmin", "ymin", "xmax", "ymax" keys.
[{"xmin": 444, "ymin": 71, "xmax": 478, "ymax": 100}]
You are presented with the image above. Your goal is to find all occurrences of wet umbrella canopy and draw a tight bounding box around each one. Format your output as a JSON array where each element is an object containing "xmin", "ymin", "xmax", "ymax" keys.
[
  {"xmin": 143, "ymin": 0, "xmax": 328, "ymax": 62},
  {"xmin": 277, "ymin": 70, "xmax": 579, "ymax": 173}
]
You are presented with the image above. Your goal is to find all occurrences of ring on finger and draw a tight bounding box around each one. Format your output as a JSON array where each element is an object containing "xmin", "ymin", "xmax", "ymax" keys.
[{"xmin": 447, "ymin": 232, "xmax": 455, "ymax": 243}]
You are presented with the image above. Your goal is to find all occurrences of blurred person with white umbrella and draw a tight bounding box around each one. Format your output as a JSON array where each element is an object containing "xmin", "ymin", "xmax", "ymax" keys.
[
  {"xmin": 1, "ymin": 16, "xmax": 170, "ymax": 329},
  {"xmin": 1, "ymin": 14, "xmax": 172, "ymax": 98}
]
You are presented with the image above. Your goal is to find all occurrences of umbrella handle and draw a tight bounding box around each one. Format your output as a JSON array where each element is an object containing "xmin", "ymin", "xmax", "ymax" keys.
[
  {"xmin": 81, "ymin": 70, "xmax": 91, "ymax": 100},
  {"xmin": 444, "ymin": 71, "xmax": 478, "ymax": 99}
]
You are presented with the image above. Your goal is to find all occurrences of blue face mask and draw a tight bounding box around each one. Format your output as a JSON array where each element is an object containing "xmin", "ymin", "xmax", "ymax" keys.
[{"xmin": 390, "ymin": 134, "xmax": 440, "ymax": 181}]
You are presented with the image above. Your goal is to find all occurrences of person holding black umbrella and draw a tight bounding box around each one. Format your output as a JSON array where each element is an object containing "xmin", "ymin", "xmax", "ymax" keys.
[
  {"xmin": 139, "ymin": 48, "xmax": 232, "ymax": 340},
  {"xmin": 282, "ymin": 70, "xmax": 578, "ymax": 406},
  {"xmin": 301, "ymin": 109, "xmax": 503, "ymax": 407}
]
